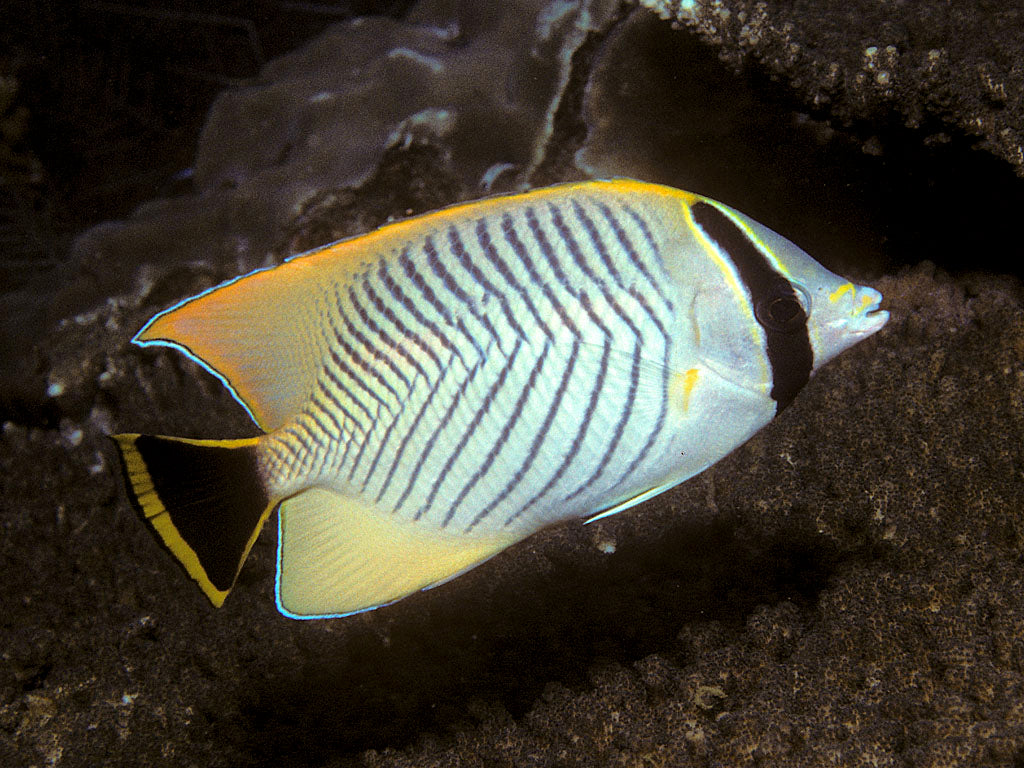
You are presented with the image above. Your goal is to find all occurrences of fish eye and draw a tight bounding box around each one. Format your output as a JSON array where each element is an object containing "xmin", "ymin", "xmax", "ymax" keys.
[{"xmin": 756, "ymin": 281, "xmax": 809, "ymax": 333}]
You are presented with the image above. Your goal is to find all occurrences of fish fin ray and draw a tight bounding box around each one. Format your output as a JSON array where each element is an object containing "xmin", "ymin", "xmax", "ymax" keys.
[
  {"xmin": 576, "ymin": 339, "xmax": 675, "ymax": 415},
  {"xmin": 111, "ymin": 433, "xmax": 276, "ymax": 606},
  {"xmin": 276, "ymin": 488, "xmax": 520, "ymax": 618}
]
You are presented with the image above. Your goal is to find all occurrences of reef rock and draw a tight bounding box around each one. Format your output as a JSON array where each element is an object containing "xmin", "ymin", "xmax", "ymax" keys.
[{"xmin": 636, "ymin": 0, "xmax": 1024, "ymax": 177}]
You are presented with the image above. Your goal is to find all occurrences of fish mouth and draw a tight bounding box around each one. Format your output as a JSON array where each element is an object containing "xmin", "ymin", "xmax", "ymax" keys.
[
  {"xmin": 850, "ymin": 287, "xmax": 889, "ymax": 336},
  {"xmin": 856, "ymin": 308, "xmax": 890, "ymax": 336}
]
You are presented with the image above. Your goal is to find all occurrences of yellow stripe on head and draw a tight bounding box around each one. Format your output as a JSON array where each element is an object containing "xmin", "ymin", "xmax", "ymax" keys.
[
  {"xmin": 829, "ymin": 283, "xmax": 854, "ymax": 303},
  {"xmin": 705, "ymin": 201, "xmax": 797, "ymax": 281},
  {"xmin": 683, "ymin": 200, "xmax": 756, "ymax": 323}
]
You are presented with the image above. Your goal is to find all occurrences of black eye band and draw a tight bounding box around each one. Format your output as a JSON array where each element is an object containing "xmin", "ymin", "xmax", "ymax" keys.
[
  {"xmin": 691, "ymin": 202, "xmax": 814, "ymax": 412},
  {"xmin": 756, "ymin": 280, "xmax": 810, "ymax": 333}
]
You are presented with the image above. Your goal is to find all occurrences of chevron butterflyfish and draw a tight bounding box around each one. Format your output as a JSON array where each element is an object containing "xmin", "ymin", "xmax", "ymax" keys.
[{"xmin": 112, "ymin": 179, "xmax": 888, "ymax": 619}]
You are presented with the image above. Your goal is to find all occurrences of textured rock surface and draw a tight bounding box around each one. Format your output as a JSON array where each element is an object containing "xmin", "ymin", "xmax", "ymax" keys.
[
  {"xmin": 4, "ymin": 1, "xmax": 1024, "ymax": 766},
  {"xmin": 638, "ymin": 0, "xmax": 1024, "ymax": 176}
]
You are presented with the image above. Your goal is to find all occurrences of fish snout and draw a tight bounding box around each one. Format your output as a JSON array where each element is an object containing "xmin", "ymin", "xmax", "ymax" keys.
[{"xmin": 850, "ymin": 285, "xmax": 889, "ymax": 337}]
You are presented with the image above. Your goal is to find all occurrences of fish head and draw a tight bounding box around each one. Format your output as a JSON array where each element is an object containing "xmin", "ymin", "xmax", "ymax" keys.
[
  {"xmin": 801, "ymin": 278, "xmax": 889, "ymax": 370},
  {"xmin": 749, "ymin": 218, "xmax": 889, "ymax": 372},
  {"xmin": 688, "ymin": 203, "xmax": 888, "ymax": 400}
]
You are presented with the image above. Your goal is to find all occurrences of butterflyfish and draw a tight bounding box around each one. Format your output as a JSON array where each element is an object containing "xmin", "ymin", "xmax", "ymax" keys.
[{"xmin": 112, "ymin": 179, "xmax": 888, "ymax": 619}]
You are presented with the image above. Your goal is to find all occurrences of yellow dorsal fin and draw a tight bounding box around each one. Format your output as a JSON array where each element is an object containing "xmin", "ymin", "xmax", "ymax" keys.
[
  {"xmin": 275, "ymin": 488, "xmax": 522, "ymax": 618},
  {"xmin": 136, "ymin": 250, "xmax": 357, "ymax": 430}
]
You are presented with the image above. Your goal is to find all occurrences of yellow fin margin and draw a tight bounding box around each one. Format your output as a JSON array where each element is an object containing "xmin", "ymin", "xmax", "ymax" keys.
[{"xmin": 112, "ymin": 433, "xmax": 275, "ymax": 607}]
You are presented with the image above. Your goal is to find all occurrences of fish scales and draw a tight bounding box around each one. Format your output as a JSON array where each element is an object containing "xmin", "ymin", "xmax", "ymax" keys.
[
  {"xmin": 265, "ymin": 191, "xmax": 680, "ymax": 535},
  {"xmin": 111, "ymin": 179, "xmax": 888, "ymax": 618}
]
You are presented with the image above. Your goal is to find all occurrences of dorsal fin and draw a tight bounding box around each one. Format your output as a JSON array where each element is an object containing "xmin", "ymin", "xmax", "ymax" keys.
[
  {"xmin": 135, "ymin": 247, "xmax": 360, "ymax": 431},
  {"xmin": 133, "ymin": 180, "xmax": 683, "ymax": 431}
]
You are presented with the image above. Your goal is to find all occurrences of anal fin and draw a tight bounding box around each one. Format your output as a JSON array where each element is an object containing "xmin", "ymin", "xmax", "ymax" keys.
[{"xmin": 276, "ymin": 488, "xmax": 521, "ymax": 618}]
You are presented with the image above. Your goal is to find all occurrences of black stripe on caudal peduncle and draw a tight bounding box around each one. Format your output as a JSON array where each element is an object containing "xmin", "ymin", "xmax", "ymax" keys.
[{"xmin": 690, "ymin": 201, "xmax": 813, "ymax": 412}]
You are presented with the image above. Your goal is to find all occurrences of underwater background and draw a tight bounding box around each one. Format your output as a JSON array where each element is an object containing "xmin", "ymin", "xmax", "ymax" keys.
[{"xmin": 3, "ymin": 0, "xmax": 1024, "ymax": 765}]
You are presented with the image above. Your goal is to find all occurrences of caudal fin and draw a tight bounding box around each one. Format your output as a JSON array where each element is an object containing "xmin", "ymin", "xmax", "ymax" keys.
[{"xmin": 111, "ymin": 433, "xmax": 276, "ymax": 607}]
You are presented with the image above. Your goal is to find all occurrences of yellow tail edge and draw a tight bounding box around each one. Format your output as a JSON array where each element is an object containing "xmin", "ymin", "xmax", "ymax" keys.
[{"xmin": 111, "ymin": 433, "xmax": 275, "ymax": 607}]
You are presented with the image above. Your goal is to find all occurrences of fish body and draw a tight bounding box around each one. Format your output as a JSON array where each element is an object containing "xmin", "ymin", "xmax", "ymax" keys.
[{"xmin": 112, "ymin": 179, "xmax": 888, "ymax": 618}]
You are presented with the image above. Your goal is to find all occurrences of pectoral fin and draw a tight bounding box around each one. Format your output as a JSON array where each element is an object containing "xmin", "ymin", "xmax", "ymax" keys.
[{"xmin": 584, "ymin": 482, "xmax": 674, "ymax": 525}]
